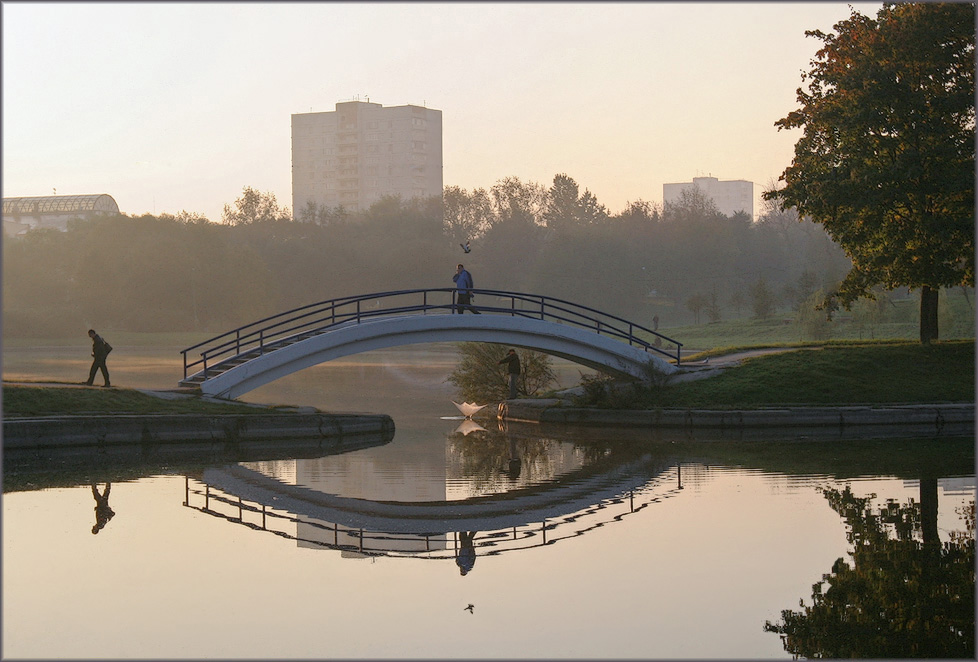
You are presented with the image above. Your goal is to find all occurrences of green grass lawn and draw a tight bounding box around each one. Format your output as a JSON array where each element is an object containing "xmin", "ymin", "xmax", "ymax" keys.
[
  {"xmin": 576, "ymin": 340, "xmax": 975, "ymax": 409},
  {"xmin": 2, "ymin": 385, "xmax": 271, "ymax": 417},
  {"xmin": 654, "ymin": 291, "xmax": 975, "ymax": 351},
  {"xmin": 4, "ymin": 341, "xmax": 974, "ymax": 416}
]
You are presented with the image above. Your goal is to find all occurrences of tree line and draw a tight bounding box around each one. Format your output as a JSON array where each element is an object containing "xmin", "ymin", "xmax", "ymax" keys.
[
  {"xmin": 3, "ymin": 175, "xmax": 855, "ymax": 339},
  {"xmin": 8, "ymin": 5, "xmax": 972, "ymax": 343}
]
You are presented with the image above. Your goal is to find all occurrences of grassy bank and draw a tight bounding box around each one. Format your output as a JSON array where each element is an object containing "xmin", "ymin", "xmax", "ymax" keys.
[
  {"xmin": 2, "ymin": 384, "xmax": 272, "ymax": 417},
  {"xmin": 654, "ymin": 289, "xmax": 975, "ymax": 351},
  {"xmin": 4, "ymin": 341, "xmax": 973, "ymax": 416},
  {"xmin": 576, "ymin": 340, "xmax": 975, "ymax": 409}
]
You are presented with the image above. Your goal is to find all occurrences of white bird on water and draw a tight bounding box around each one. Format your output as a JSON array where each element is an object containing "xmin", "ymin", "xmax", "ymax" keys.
[{"xmin": 453, "ymin": 401, "xmax": 487, "ymax": 418}]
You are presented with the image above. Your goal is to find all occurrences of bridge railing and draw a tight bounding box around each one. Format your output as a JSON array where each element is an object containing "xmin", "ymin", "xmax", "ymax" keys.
[
  {"xmin": 181, "ymin": 288, "xmax": 683, "ymax": 380},
  {"xmin": 182, "ymin": 470, "xmax": 684, "ymax": 560}
]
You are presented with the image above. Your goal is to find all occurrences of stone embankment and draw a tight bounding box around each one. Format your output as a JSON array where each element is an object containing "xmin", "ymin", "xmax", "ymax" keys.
[
  {"xmin": 495, "ymin": 347, "xmax": 974, "ymax": 436},
  {"xmin": 2, "ymin": 384, "xmax": 395, "ymax": 452},
  {"xmin": 497, "ymin": 400, "xmax": 974, "ymax": 435},
  {"xmin": 3, "ymin": 411, "xmax": 395, "ymax": 450}
]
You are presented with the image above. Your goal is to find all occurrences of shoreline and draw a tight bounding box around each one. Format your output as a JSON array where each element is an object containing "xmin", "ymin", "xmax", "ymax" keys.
[
  {"xmin": 3, "ymin": 383, "xmax": 973, "ymax": 452},
  {"xmin": 497, "ymin": 399, "xmax": 974, "ymax": 433},
  {"xmin": 2, "ymin": 411, "xmax": 396, "ymax": 450},
  {"xmin": 3, "ymin": 381, "xmax": 395, "ymax": 450}
]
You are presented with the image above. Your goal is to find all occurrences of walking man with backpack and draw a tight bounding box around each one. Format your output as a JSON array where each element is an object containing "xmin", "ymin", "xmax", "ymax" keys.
[{"xmin": 85, "ymin": 329, "xmax": 112, "ymax": 387}]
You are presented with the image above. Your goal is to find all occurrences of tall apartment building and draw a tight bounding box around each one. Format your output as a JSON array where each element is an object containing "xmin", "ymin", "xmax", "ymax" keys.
[
  {"xmin": 662, "ymin": 176, "xmax": 754, "ymax": 219},
  {"xmin": 291, "ymin": 100, "xmax": 443, "ymax": 216}
]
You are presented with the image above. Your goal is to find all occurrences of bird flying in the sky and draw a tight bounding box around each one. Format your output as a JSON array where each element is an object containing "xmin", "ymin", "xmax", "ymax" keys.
[{"xmin": 460, "ymin": 241, "xmax": 471, "ymax": 253}]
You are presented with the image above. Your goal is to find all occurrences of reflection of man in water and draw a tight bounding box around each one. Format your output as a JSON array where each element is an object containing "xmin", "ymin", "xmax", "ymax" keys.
[
  {"xmin": 456, "ymin": 531, "xmax": 478, "ymax": 575},
  {"xmin": 91, "ymin": 483, "xmax": 114, "ymax": 534},
  {"xmin": 504, "ymin": 434, "xmax": 522, "ymax": 480}
]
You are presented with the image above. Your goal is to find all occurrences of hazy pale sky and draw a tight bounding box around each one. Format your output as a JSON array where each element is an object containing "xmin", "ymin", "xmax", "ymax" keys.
[{"xmin": 3, "ymin": 1, "xmax": 880, "ymax": 222}]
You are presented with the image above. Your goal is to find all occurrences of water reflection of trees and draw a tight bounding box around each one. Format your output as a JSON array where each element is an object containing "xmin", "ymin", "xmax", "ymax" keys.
[
  {"xmin": 447, "ymin": 421, "xmax": 612, "ymax": 493},
  {"xmin": 765, "ymin": 485, "xmax": 975, "ymax": 658}
]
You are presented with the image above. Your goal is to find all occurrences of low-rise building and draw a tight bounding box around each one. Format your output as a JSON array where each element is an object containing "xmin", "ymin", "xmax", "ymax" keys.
[
  {"xmin": 3, "ymin": 194, "xmax": 120, "ymax": 236},
  {"xmin": 663, "ymin": 176, "xmax": 754, "ymax": 219}
]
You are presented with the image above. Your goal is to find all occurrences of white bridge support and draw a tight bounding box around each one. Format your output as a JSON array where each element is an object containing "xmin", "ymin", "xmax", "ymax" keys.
[{"xmin": 196, "ymin": 314, "xmax": 678, "ymax": 400}]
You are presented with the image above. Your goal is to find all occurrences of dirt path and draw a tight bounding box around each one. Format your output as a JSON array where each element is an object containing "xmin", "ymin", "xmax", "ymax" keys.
[{"xmin": 673, "ymin": 346, "xmax": 821, "ymax": 383}]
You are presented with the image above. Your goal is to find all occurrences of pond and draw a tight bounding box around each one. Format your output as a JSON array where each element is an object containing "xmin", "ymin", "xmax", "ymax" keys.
[{"xmin": 3, "ymin": 344, "xmax": 974, "ymax": 659}]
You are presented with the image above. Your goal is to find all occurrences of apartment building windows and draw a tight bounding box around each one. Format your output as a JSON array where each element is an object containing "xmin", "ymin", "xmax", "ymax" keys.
[{"xmin": 292, "ymin": 100, "xmax": 442, "ymax": 214}]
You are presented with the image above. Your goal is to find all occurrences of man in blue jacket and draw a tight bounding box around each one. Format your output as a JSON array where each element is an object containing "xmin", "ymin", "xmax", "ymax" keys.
[{"xmin": 452, "ymin": 263, "xmax": 481, "ymax": 314}]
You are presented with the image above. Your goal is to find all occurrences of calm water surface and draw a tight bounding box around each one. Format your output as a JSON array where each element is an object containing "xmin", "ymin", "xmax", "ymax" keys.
[{"xmin": 3, "ymin": 344, "xmax": 974, "ymax": 659}]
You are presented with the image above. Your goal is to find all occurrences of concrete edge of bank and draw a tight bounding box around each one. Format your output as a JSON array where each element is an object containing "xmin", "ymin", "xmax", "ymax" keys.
[
  {"xmin": 2, "ymin": 412, "xmax": 395, "ymax": 450},
  {"xmin": 497, "ymin": 400, "xmax": 975, "ymax": 432},
  {"xmin": 3, "ymin": 399, "xmax": 972, "ymax": 452}
]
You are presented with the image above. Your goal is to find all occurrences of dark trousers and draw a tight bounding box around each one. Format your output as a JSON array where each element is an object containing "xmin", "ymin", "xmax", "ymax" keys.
[
  {"xmin": 455, "ymin": 293, "xmax": 480, "ymax": 314},
  {"xmin": 507, "ymin": 373, "xmax": 518, "ymax": 399},
  {"xmin": 87, "ymin": 356, "xmax": 110, "ymax": 386}
]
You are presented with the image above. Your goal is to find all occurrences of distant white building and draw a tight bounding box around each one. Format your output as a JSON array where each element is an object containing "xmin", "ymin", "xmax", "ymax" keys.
[
  {"xmin": 291, "ymin": 100, "xmax": 443, "ymax": 216},
  {"xmin": 663, "ymin": 176, "xmax": 754, "ymax": 219},
  {"xmin": 2, "ymin": 194, "xmax": 120, "ymax": 236}
]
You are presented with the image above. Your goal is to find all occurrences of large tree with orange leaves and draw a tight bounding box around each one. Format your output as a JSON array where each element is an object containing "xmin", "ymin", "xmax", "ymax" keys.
[{"xmin": 766, "ymin": 3, "xmax": 974, "ymax": 343}]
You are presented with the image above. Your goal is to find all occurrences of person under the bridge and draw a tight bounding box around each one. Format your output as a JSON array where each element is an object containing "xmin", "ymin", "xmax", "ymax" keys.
[
  {"xmin": 452, "ymin": 263, "xmax": 481, "ymax": 314},
  {"xmin": 498, "ymin": 348, "xmax": 521, "ymax": 399}
]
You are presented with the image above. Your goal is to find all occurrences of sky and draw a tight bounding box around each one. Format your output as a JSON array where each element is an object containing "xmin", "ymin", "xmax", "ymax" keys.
[{"xmin": 3, "ymin": 1, "xmax": 882, "ymax": 223}]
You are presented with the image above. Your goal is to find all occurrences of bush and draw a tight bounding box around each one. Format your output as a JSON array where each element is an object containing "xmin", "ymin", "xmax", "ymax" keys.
[
  {"xmin": 447, "ymin": 342, "xmax": 557, "ymax": 403},
  {"xmin": 572, "ymin": 359, "xmax": 674, "ymax": 409}
]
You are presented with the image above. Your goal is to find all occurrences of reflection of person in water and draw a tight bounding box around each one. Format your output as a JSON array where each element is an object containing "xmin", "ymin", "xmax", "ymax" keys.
[
  {"xmin": 91, "ymin": 483, "xmax": 114, "ymax": 534},
  {"xmin": 505, "ymin": 434, "xmax": 522, "ymax": 480},
  {"xmin": 456, "ymin": 531, "xmax": 478, "ymax": 575}
]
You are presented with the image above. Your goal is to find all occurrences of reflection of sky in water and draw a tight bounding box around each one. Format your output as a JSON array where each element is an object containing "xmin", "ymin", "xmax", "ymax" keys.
[
  {"xmin": 5, "ymin": 469, "xmax": 973, "ymax": 659},
  {"xmin": 244, "ymin": 439, "xmax": 594, "ymax": 502},
  {"xmin": 2, "ymin": 344, "xmax": 972, "ymax": 659}
]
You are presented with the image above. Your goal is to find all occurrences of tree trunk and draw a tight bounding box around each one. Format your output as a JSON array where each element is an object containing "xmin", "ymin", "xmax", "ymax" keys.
[
  {"xmin": 919, "ymin": 285, "xmax": 939, "ymax": 344},
  {"xmin": 920, "ymin": 477, "xmax": 940, "ymax": 545}
]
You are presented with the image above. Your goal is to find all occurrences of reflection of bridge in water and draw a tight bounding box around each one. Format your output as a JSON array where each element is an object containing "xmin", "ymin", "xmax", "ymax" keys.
[{"xmin": 182, "ymin": 454, "xmax": 685, "ymax": 560}]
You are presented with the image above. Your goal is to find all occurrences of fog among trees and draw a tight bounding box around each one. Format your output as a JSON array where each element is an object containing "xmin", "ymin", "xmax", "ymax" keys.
[{"xmin": 3, "ymin": 177, "xmax": 853, "ymax": 338}]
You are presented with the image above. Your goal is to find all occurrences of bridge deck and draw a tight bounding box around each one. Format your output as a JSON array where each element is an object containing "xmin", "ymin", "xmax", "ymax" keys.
[{"xmin": 180, "ymin": 288, "xmax": 683, "ymax": 396}]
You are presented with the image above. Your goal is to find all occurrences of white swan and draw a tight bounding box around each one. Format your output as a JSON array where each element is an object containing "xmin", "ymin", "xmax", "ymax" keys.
[{"xmin": 452, "ymin": 401, "xmax": 488, "ymax": 418}]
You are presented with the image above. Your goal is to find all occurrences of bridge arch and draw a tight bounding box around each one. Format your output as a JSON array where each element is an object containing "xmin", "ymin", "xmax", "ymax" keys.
[
  {"xmin": 180, "ymin": 288, "xmax": 683, "ymax": 399},
  {"xmin": 197, "ymin": 451, "xmax": 671, "ymax": 534}
]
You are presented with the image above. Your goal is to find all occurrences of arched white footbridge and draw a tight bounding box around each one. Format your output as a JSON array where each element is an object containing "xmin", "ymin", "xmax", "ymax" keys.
[{"xmin": 180, "ymin": 288, "xmax": 683, "ymax": 400}]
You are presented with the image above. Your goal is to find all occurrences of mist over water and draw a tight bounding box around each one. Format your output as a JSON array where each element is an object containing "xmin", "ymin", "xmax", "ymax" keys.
[{"xmin": 3, "ymin": 345, "xmax": 973, "ymax": 659}]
